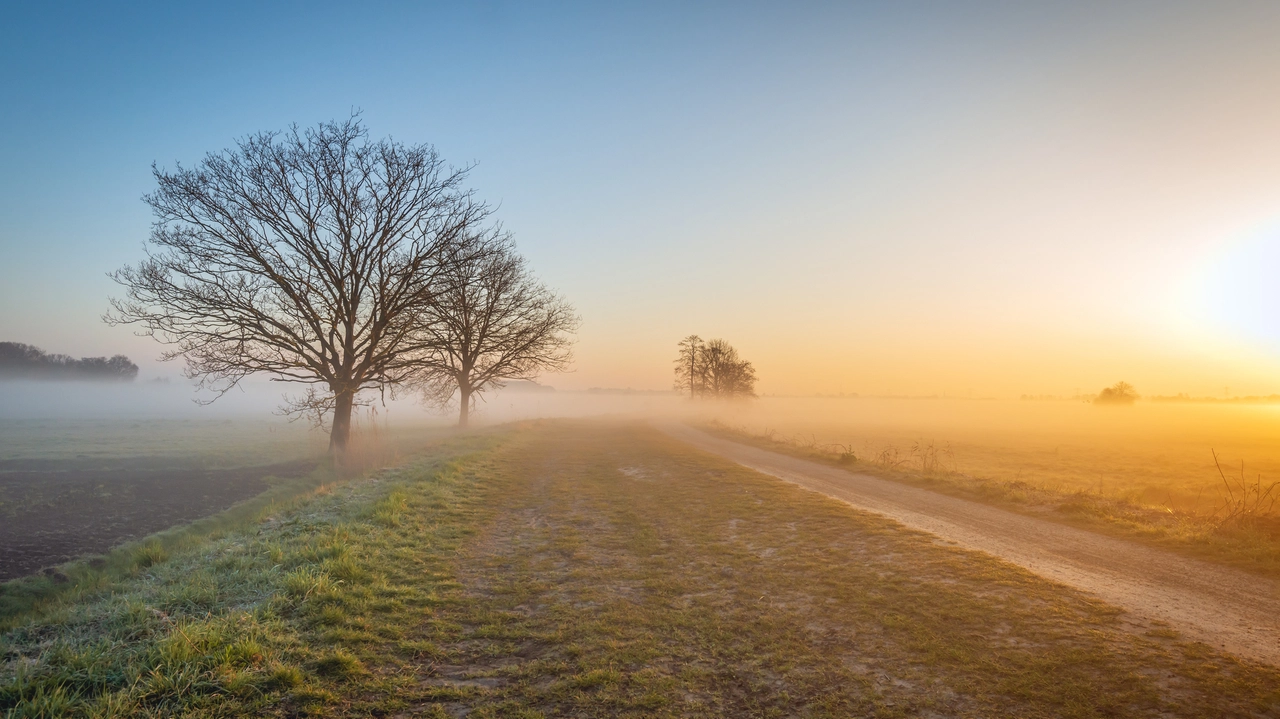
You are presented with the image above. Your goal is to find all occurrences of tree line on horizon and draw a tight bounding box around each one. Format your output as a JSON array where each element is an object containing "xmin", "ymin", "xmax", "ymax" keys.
[
  {"xmin": 0, "ymin": 342, "xmax": 138, "ymax": 381},
  {"xmin": 673, "ymin": 335, "xmax": 757, "ymax": 399},
  {"xmin": 106, "ymin": 117, "xmax": 578, "ymax": 454}
]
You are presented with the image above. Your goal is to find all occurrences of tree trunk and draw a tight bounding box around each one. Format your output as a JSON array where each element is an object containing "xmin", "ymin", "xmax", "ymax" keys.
[
  {"xmin": 330, "ymin": 388, "xmax": 355, "ymax": 456},
  {"xmin": 458, "ymin": 382, "xmax": 471, "ymax": 428}
]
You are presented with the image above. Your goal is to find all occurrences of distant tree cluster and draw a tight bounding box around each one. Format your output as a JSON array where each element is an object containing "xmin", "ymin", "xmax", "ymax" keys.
[
  {"xmin": 107, "ymin": 117, "xmax": 576, "ymax": 452},
  {"xmin": 673, "ymin": 335, "xmax": 757, "ymax": 399},
  {"xmin": 1094, "ymin": 381, "xmax": 1138, "ymax": 405},
  {"xmin": 0, "ymin": 342, "xmax": 138, "ymax": 381}
]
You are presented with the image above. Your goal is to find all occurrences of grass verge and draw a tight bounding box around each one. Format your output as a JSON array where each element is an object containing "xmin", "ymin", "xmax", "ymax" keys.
[
  {"xmin": 701, "ymin": 420, "xmax": 1280, "ymax": 579},
  {"xmin": 3, "ymin": 420, "xmax": 1278, "ymax": 717}
]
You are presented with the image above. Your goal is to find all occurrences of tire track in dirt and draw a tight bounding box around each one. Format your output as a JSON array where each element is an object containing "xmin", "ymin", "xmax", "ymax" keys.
[{"xmin": 659, "ymin": 422, "xmax": 1280, "ymax": 667}]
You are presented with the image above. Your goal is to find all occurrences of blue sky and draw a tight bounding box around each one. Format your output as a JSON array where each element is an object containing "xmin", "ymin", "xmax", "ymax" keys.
[{"xmin": 4, "ymin": 1, "xmax": 1280, "ymax": 395}]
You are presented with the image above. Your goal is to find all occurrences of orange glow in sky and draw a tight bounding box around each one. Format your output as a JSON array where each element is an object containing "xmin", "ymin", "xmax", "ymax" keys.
[{"xmin": 3, "ymin": 3, "xmax": 1280, "ymax": 398}]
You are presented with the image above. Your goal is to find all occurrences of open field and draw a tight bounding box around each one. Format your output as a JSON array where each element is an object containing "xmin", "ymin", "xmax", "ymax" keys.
[
  {"xmin": 0, "ymin": 418, "xmax": 324, "ymax": 581},
  {"xmin": 3, "ymin": 420, "xmax": 1277, "ymax": 717},
  {"xmin": 704, "ymin": 397, "xmax": 1280, "ymax": 513},
  {"xmin": 0, "ymin": 417, "xmax": 456, "ymax": 583},
  {"xmin": 0, "ymin": 460, "xmax": 312, "ymax": 582},
  {"xmin": 0, "ymin": 418, "xmax": 325, "ymax": 468},
  {"xmin": 701, "ymin": 397, "xmax": 1280, "ymax": 575}
]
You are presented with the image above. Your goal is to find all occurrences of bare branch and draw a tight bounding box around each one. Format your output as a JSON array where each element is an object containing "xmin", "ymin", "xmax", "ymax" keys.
[{"xmin": 407, "ymin": 231, "xmax": 579, "ymax": 426}]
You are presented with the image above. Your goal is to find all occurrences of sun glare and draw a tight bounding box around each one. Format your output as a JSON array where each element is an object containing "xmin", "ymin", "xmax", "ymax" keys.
[{"xmin": 1195, "ymin": 224, "xmax": 1280, "ymax": 351}]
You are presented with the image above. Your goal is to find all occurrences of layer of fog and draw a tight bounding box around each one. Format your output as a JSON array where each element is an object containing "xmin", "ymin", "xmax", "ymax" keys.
[
  {"xmin": 9, "ymin": 377, "xmax": 1280, "ymax": 513},
  {"xmin": 9, "ymin": 377, "xmax": 1278, "ymax": 447},
  {"xmin": 0, "ymin": 377, "xmax": 687, "ymax": 424}
]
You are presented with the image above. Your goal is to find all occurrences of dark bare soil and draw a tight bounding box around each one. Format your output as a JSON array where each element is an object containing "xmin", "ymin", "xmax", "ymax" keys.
[{"xmin": 0, "ymin": 459, "xmax": 313, "ymax": 580}]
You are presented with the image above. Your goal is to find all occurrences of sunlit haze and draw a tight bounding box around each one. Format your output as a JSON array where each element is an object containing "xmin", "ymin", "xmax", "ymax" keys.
[{"xmin": 4, "ymin": 1, "xmax": 1280, "ymax": 398}]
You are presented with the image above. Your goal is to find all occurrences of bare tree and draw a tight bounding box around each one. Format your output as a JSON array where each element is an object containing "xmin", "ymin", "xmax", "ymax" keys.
[
  {"xmin": 673, "ymin": 334, "xmax": 704, "ymax": 398},
  {"xmin": 700, "ymin": 338, "xmax": 757, "ymax": 398},
  {"xmin": 410, "ymin": 232, "xmax": 578, "ymax": 426},
  {"xmin": 672, "ymin": 336, "xmax": 756, "ymax": 399},
  {"xmin": 106, "ymin": 117, "xmax": 489, "ymax": 455}
]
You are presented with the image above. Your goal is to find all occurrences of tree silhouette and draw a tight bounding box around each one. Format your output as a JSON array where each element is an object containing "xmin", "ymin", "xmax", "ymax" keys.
[
  {"xmin": 410, "ymin": 232, "xmax": 577, "ymax": 426},
  {"xmin": 0, "ymin": 342, "xmax": 138, "ymax": 381},
  {"xmin": 673, "ymin": 334, "xmax": 704, "ymax": 398},
  {"xmin": 1095, "ymin": 381, "xmax": 1138, "ymax": 405},
  {"xmin": 700, "ymin": 338, "xmax": 757, "ymax": 398},
  {"xmin": 672, "ymin": 336, "xmax": 756, "ymax": 399},
  {"xmin": 107, "ymin": 117, "xmax": 489, "ymax": 455}
]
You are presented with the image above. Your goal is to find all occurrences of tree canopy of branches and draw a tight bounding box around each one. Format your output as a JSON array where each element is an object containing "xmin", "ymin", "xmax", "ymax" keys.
[
  {"xmin": 0, "ymin": 342, "xmax": 138, "ymax": 381},
  {"xmin": 1095, "ymin": 381, "xmax": 1138, "ymax": 405},
  {"xmin": 674, "ymin": 335, "xmax": 704, "ymax": 398},
  {"xmin": 106, "ymin": 117, "xmax": 489, "ymax": 454},
  {"xmin": 410, "ymin": 233, "xmax": 578, "ymax": 426},
  {"xmin": 672, "ymin": 335, "xmax": 756, "ymax": 399}
]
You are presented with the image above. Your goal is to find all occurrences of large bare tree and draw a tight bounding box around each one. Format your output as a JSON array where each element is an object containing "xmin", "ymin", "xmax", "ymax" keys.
[
  {"xmin": 106, "ymin": 117, "xmax": 489, "ymax": 454},
  {"xmin": 411, "ymin": 232, "xmax": 578, "ymax": 426}
]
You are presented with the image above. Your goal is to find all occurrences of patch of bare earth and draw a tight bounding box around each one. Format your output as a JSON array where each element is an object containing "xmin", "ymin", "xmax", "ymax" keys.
[{"xmin": 0, "ymin": 459, "xmax": 313, "ymax": 579}]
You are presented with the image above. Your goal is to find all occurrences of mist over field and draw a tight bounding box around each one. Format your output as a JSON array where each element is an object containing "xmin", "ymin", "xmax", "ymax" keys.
[
  {"xmin": 0, "ymin": 379, "xmax": 685, "ymax": 422},
  {"xmin": 5, "ymin": 2, "xmax": 1280, "ymax": 716},
  {"xmin": 10, "ymin": 369, "xmax": 1274, "ymax": 521},
  {"xmin": 0, "ymin": 379, "xmax": 278, "ymax": 420},
  {"xmin": 704, "ymin": 396, "xmax": 1280, "ymax": 510}
]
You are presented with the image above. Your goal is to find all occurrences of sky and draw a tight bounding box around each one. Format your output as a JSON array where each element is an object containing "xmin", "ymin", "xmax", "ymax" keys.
[{"xmin": 3, "ymin": 1, "xmax": 1280, "ymax": 398}]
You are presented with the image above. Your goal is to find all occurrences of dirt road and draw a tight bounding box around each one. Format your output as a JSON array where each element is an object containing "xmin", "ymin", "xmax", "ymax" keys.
[{"xmin": 661, "ymin": 423, "xmax": 1280, "ymax": 666}]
